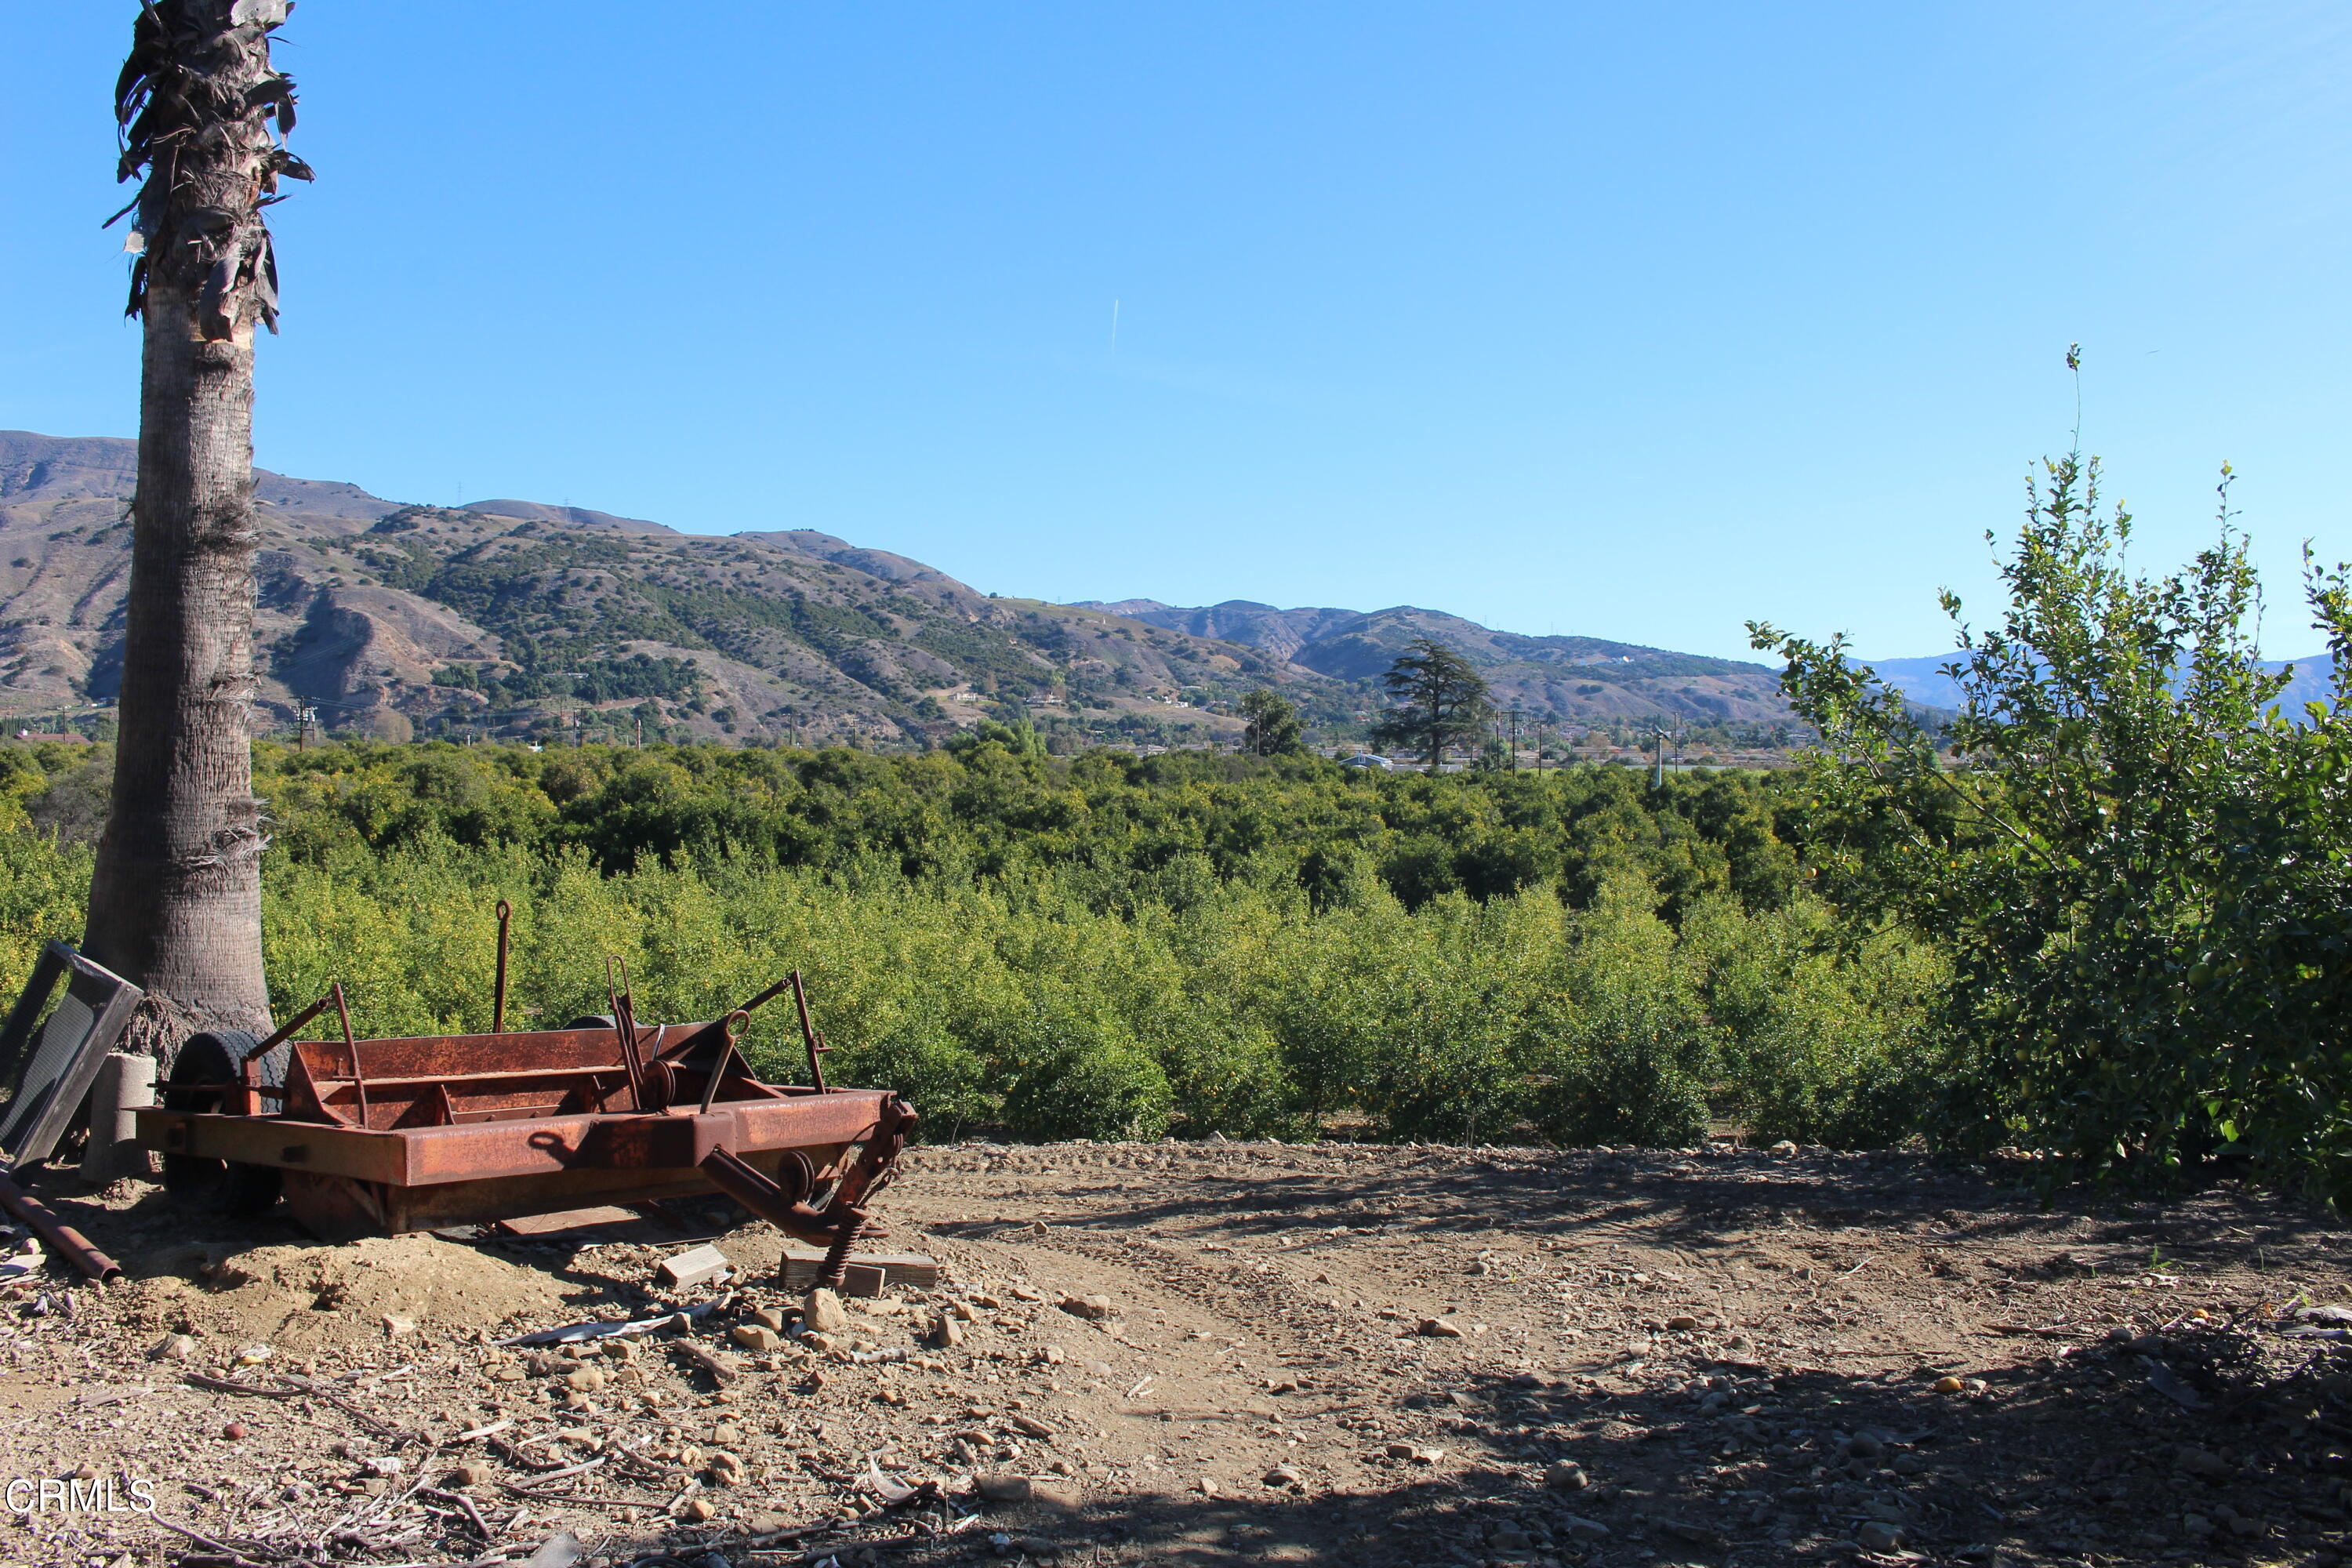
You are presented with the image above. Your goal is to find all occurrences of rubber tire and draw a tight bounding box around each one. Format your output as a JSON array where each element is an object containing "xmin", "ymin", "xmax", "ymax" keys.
[
  {"xmin": 160, "ymin": 1030, "xmax": 286, "ymax": 1218},
  {"xmin": 567, "ymin": 1014, "xmax": 618, "ymax": 1031}
]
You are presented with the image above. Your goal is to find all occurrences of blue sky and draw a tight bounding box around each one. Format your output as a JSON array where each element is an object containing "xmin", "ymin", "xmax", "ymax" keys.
[{"xmin": 4, "ymin": 3, "xmax": 2347, "ymax": 662}]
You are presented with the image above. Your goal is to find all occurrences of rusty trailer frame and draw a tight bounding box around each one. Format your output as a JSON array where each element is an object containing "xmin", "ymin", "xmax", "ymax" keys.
[{"xmin": 134, "ymin": 954, "xmax": 913, "ymax": 1287}]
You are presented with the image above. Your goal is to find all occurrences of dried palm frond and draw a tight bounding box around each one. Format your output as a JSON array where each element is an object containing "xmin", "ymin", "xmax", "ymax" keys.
[{"xmin": 107, "ymin": 0, "xmax": 312, "ymax": 336}]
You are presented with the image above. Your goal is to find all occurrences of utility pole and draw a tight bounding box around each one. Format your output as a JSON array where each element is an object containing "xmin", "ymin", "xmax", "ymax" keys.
[
  {"xmin": 296, "ymin": 705, "xmax": 317, "ymax": 751},
  {"xmin": 1505, "ymin": 707, "xmax": 1521, "ymax": 771}
]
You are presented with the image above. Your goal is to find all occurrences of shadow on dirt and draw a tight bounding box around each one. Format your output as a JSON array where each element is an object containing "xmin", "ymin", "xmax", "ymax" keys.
[
  {"xmin": 933, "ymin": 1146, "xmax": 2336, "ymax": 1280},
  {"xmin": 558, "ymin": 1334, "xmax": 2348, "ymax": 1568},
  {"xmin": 24, "ymin": 1146, "xmax": 2350, "ymax": 1567}
]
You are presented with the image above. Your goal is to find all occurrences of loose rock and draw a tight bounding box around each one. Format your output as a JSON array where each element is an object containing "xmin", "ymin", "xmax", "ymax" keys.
[
  {"xmin": 1544, "ymin": 1460, "xmax": 1589, "ymax": 1490},
  {"xmin": 1417, "ymin": 1317, "xmax": 1465, "ymax": 1338},
  {"xmin": 658, "ymin": 1244, "xmax": 731, "ymax": 1290},
  {"xmin": 2176, "ymin": 1446, "xmax": 2230, "ymax": 1478},
  {"xmin": 804, "ymin": 1288, "xmax": 850, "ymax": 1334},
  {"xmin": 1856, "ymin": 1521, "xmax": 1904, "ymax": 1553}
]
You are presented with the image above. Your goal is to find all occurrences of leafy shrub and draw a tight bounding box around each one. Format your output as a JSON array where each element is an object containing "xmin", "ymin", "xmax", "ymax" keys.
[
  {"xmin": 1758, "ymin": 451, "xmax": 2352, "ymax": 1201},
  {"xmin": 989, "ymin": 1005, "xmax": 1173, "ymax": 1143},
  {"xmin": 1524, "ymin": 880, "xmax": 1714, "ymax": 1147},
  {"xmin": 1692, "ymin": 897, "xmax": 1947, "ymax": 1147}
]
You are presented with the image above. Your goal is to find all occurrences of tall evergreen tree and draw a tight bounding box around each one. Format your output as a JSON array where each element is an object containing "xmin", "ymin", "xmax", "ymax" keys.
[
  {"xmin": 1370, "ymin": 637, "xmax": 1493, "ymax": 770},
  {"xmin": 87, "ymin": 0, "xmax": 310, "ymax": 1043},
  {"xmin": 1239, "ymin": 688, "xmax": 1304, "ymax": 755}
]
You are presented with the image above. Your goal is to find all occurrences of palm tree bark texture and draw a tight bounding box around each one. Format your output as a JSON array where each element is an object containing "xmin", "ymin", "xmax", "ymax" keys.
[{"xmin": 87, "ymin": 0, "xmax": 310, "ymax": 1045}]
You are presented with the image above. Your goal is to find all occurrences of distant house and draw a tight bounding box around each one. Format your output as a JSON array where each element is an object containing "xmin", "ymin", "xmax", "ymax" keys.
[
  {"xmin": 1341, "ymin": 753, "xmax": 1394, "ymax": 772},
  {"xmin": 13, "ymin": 730, "xmax": 88, "ymax": 745}
]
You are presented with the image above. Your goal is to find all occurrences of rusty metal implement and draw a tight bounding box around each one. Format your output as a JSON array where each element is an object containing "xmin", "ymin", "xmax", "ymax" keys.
[{"xmin": 134, "ymin": 957, "xmax": 913, "ymax": 1287}]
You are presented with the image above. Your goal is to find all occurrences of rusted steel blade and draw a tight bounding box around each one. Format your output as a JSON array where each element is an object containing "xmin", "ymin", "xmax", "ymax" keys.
[
  {"xmin": 606, "ymin": 956, "xmax": 652, "ymax": 1111},
  {"xmin": 330, "ymin": 982, "xmax": 368, "ymax": 1127},
  {"xmin": 791, "ymin": 971, "xmax": 830, "ymax": 1093},
  {"xmin": 696, "ymin": 1011, "xmax": 753, "ymax": 1116}
]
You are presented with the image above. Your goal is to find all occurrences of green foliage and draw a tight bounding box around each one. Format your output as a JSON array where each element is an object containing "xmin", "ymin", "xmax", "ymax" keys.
[
  {"xmin": 1755, "ymin": 452, "xmax": 2352, "ymax": 1203},
  {"xmin": 0, "ymin": 733, "xmax": 1940, "ymax": 1150},
  {"xmin": 1689, "ymin": 895, "xmax": 1947, "ymax": 1149},
  {"xmin": 1370, "ymin": 637, "xmax": 1494, "ymax": 768},
  {"xmin": 239, "ymin": 740, "xmax": 1806, "ymax": 919},
  {"xmin": 1524, "ymin": 878, "xmax": 1713, "ymax": 1147},
  {"xmin": 0, "ymin": 789, "xmax": 95, "ymax": 1004},
  {"xmin": 434, "ymin": 652, "xmax": 706, "ymax": 707},
  {"xmin": 1239, "ymin": 688, "xmax": 1305, "ymax": 756},
  {"xmin": 944, "ymin": 718, "xmax": 1047, "ymax": 760}
]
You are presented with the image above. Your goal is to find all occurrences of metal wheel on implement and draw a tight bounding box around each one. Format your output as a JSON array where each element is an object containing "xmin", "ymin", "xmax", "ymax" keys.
[
  {"xmin": 132, "ymin": 952, "xmax": 915, "ymax": 1272},
  {"xmin": 160, "ymin": 1030, "xmax": 287, "ymax": 1216}
]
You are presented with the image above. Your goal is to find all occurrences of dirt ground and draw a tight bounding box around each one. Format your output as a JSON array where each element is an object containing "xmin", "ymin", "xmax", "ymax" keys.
[{"xmin": 0, "ymin": 1138, "xmax": 2346, "ymax": 1568}]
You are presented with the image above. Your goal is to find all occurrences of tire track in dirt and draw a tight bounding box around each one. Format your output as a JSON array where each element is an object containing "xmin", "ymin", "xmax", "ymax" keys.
[{"xmin": 4, "ymin": 1139, "xmax": 2345, "ymax": 1567}]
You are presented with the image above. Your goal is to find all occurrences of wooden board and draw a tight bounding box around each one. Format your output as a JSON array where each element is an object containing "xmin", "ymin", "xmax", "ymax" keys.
[
  {"xmin": 493, "ymin": 1206, "xmax": 676, "ymax": 1244},
  {"xmin": 779, "ymin": 1247, "xmax": 938, "ymax": 1290}
]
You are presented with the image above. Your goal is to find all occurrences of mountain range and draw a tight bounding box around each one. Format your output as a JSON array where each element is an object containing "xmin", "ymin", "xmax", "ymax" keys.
[
  {"xmin": 1072, "ymin": 600, "xmax": 1795, "ymax": 728},
  {"xmin": 0, "ymin": 430, "xmax": 1802, "ymax": 746},
  {"xmin": 0, "ymin": 430, "xmax": 1290, "ymax": 746},
  {"xmin": 18, "ymin": 428, "xmax": 2325, "ymax": 750}
]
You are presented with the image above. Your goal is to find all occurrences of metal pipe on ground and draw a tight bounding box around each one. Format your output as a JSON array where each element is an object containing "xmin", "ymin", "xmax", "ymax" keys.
[{"xmin": 0, "ymin": 1171, "xmax": 121, "ymax": 1282}]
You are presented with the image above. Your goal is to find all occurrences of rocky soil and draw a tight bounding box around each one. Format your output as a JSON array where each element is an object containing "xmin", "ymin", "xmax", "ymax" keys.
[{"xmin": 0, "ymin": 1138, "xmax": 2345, "ymax": 1568}]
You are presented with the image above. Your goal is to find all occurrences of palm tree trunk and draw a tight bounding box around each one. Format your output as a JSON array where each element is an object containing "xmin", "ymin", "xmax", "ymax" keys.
[
  {"xmin": 85, "ymin": 0, "xmax": 308, "ymax": 1046},
  {"xmin": 85, "ymin": 280, "xmax": 273, "ymax": 1040}
]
